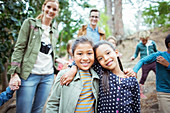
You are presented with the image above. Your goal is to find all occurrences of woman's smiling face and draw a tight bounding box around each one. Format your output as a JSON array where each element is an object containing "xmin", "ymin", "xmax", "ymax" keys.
[{"xmin": 43, "ymin": 1, "xmax": 59, "ymax": 20}]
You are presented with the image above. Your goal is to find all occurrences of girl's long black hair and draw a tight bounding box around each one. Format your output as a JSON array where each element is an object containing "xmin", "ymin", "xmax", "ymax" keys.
[{"xmin": 93, "ymin": 41, "xmax": 115, "ymax": 92}]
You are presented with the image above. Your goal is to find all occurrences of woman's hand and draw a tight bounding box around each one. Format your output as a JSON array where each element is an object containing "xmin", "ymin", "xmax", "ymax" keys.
[
  {"xmin": 9, "ymin": 73, "xmax": 21, "ymax": 91},
  {"xmin": 124, "ymin": 68, "xmax": 137, "ymax": 78},
  {"xmin": 60, "ymin": 65, "xmax": 77, "ymax": 86}
]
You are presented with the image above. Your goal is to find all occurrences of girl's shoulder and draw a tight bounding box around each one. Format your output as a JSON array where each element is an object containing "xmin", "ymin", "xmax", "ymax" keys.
[
  {"xmin": 21, "ymin": 18, "xmax": 40, "ymax": 28},
  {"xmin": 137, "ymin": 41, "xmax": 143, "ymax": 45},
  {"xmin": 120, "ymin": 77, "xmax": 139, "ymax": 89},
  {"xmin": 124, "ymin": 77, "xmax": 138, "ymax": 84},
  {"xmin": 127, "ymin": 76, "xmax": 137, "ymax": 80},
  {"xmin": 56, "ymin": 69, "xmax": 71, "ymax": 79}
]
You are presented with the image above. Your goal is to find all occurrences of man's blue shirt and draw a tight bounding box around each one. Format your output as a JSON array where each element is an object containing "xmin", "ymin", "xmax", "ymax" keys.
[{"xmin": 86, "ymin": 25, "xmax": 100, "ymax": 43}]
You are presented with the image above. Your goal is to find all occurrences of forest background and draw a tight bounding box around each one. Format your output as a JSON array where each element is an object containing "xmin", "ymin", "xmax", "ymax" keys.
[{"xmin": 0, "ymin": 0, "xmax": 169, "ymax": 92}]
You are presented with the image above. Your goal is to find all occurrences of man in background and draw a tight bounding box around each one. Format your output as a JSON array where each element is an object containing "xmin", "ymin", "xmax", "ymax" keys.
[{"xmin": 77, "ymin": 9, "xmax": 105, "ymax": 42}]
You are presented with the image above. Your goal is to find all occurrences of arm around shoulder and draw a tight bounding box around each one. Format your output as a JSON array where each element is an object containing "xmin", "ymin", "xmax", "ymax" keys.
[{"xmin": 133, "ymin": 53, "xmax": 157, "ymax": 73}]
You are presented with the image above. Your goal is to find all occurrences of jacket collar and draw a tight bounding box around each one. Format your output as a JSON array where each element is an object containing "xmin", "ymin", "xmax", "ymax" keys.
[
  {"xmin": 73, "ymin": 68, "xmax": 100, "ymax": 81},
  {"xmin": 87, "ymin": 25, "xmax": 98, "ymax": 31},
  {"xmin": 90, "ymin": 68, "xmax": 100, "ymax": 79},
  {"xmin": 35, "ymin": 19, "xmax": 57, "ymax": 33}
]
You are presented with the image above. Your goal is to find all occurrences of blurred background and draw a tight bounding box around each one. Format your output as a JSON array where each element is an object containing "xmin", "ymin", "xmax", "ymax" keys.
[{"xmin": 0, "ymin": 0, "xmax": 170, "ymax": 112}]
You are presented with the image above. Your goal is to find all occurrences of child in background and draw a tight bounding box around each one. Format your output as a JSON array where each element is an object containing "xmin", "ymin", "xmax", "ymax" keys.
[
  {"xmin": 0, "ymin": 87, "xmax": 14, "ymax": 106},
  {"xmin": 57, "ymin": 39, "xmax": 75, "ymax": 70},
  {"xmin": 131, "ymin": 30, "xmax": 157, "ymax": 99},
  {"xmin": 133, "ymin": 34, "xmax": 170, "ymax": 113},
  {"xmin": 0, "ymin": 82, "xmax": 18, "ymax": 106},
  {"xmin": 65, "ymin": 39, "xmax": 74, "ymax": 64},
  {"xmin": 46, "ymin": 36, "xmax": 99, "ymax": 113},
  {"xmin": 107, "ymin": 36, "xmax": 123, "ymax": 71},
  {"xmin": 107, "ymin": 36, "xmax": 117, "ymax": 48},
  {"xmin": 94, "ymin": 41, "xmax": 140, "ymax": 113}
]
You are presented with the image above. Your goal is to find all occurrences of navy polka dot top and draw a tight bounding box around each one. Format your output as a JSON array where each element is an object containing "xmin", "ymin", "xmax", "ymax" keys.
[{"xmin": 93, "ymin": 64, "xmax": 141, "ymax": 113}]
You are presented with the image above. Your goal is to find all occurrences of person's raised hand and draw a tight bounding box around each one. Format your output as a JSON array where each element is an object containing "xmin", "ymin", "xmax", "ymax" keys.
[{"xmin": 157, "ymin": 56, "xmax": 169, "ymax": 67}]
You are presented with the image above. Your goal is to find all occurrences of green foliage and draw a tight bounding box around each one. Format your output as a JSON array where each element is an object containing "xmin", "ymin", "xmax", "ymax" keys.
[
  {"xmin": 98, "ymin": 12, "xmax": 111, "ymax": 38},
  {"xmin": 56, "ymin": 0, "xmax": 91, "ymax": 56},
  {"xmin": 0, "ymin": 0, "xmax": 35, "ymax": 73},
  {"xmin": 57, "ymin": 0, "xmax": 81, "ymax": 55},
  {"xmin": 142, "ymin": 1, "xmax": 170, "ymax": 28}
]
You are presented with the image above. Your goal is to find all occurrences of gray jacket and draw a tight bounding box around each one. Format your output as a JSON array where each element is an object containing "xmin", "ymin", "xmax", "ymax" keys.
[{"xmin": 46, "ymin": 68, "xmax": 100, "ymax": 113}]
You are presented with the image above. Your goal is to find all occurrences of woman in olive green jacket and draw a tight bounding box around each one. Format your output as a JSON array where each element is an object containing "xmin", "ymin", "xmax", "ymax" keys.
[{"xmin": 8, "ymin": 0, "xmax": 67, "ymax": 113}]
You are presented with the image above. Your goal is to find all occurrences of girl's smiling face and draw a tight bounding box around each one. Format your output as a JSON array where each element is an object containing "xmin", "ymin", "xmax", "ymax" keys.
[
  {"xmin": 96, "ymin": 44, "xmax": 118, "ymax": 71},
  {"xmin": 73, "ymin": 42, "xmax": 94, "ymax": 71}
]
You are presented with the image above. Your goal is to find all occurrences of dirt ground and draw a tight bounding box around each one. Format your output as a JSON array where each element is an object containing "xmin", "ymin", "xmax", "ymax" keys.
[{"xmin": 0, "ymin": 27, "xmax": 169, "ymax": 113}]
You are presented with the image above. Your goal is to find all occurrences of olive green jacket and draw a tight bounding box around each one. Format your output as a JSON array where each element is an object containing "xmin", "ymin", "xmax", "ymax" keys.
[
  {"xmin": 46, "ymin": 68, "xmax": 100, "ymax": 113},
  {"xmin": 7, "ymin": 18, "xmax": 58, "ymax": 80}
]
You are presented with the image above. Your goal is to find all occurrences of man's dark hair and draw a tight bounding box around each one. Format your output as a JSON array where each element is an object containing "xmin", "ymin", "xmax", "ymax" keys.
[
  {"xmin": 89, "ymin": 9, "xmax": 100, "ymax": 17},
  {"xmin": 165, "ymin": 34, "xmax": 170, "ymax": 48}
]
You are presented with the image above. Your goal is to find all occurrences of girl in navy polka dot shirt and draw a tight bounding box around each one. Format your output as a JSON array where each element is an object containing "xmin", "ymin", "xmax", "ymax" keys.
[{"xmin": 93, "ymin": 41, "xmax": 140, "ymax": 113}]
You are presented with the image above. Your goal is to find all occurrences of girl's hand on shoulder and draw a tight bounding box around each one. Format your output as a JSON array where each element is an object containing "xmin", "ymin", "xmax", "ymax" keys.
[
  {"xmin": 60, "ymin": 65, "xmax": 77, "ymax": 86},
  {"xmin": 60, "ymin": 72, "xmax": 74, "ymax": 86},
  {"xmin": 124, "ymin": 68, "xmax": 136, "ymax": 78}
]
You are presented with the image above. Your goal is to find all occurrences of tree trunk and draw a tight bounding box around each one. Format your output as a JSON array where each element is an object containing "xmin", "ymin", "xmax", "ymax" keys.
[
  {"xmin": 114, "ymin": 0, "xmax": 124, "ymax": 40},
  {"xmin": 104, "ymin": 0, "xmax": 107, "ymax": 10},
  {"xmin": 106, "ymin": 0, "xmax": 114, "ymax": 35},
  {"xmin": 1, "ymin": 62, "xmax": 9, "ymax": 91},
  {"xmin": 104, "ymin": 0, "xmax": 114, "ymax": 36}
]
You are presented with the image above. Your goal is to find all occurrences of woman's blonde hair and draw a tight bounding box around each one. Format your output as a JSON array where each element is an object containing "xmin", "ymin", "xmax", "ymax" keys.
[{"xmin": 36, "ymin": 0, "xmax": 59, "ymax": 19}]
